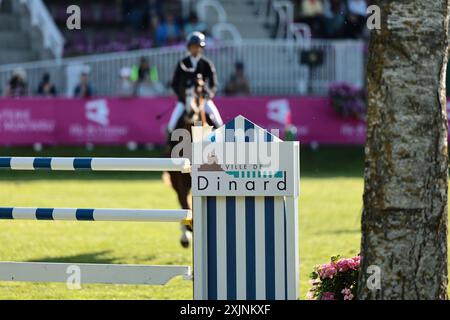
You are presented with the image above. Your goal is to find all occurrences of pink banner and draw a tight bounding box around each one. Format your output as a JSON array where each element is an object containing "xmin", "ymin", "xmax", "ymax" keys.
[{"xmin": 0, "ymin": 96, "xmax": 369, "ymax": 146}]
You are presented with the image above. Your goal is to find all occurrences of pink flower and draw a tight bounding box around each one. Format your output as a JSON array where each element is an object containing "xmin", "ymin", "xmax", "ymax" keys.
[
  {"xmin": 306, "ymin": 291, "xmax": 315, "ymax": 300},
  {"xmin": 317, "ymin": 263, "xmax": 338, "ymax": 279},
  {"xmin": 334, "ymin": 257, "xmax": 360, "ymax": 272},
  {"xmin": 335, "ymin": 259, "xmax": 350, "ymax": 272},
  {"xmin": 344, "ymin": 293, "xmax": 354, "ymax": 300},
  {"xmin": 341, "ymin": 288, "xmax": 354, "ymax": 300},
  {"xmin": 320, "ymin": 292, "xmax": 335, "ymax": 300},
  {"xmin": 341, "ymin": 288, "xmax": 351, "ymax": 295}
]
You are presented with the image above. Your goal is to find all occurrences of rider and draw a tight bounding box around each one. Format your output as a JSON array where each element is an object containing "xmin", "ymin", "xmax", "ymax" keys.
[{"xmin": 168, "ymin": 31, "xmax": 223, "ymax": 132}]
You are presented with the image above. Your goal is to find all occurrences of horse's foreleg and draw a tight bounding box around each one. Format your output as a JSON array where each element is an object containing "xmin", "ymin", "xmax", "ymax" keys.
[
  {"xmin": 169, "ymin": 172, "xmax": 192, "ymax": 248},
  {"xmin": 180, "ymin": 224, "xmax": 192, "ymax": 249},
  {"xmin": 179, "ymin": 174, "xmax": 193, "ymax": 248}
]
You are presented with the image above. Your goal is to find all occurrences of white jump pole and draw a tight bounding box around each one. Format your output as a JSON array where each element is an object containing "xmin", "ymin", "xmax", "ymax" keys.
[{"xmin": 0, "ymin": 262, "xmax": 191, "ymax": 285}]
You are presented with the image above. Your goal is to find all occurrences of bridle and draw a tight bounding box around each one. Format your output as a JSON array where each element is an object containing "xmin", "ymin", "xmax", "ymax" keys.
[{"xmin": 185, "ymin": 74, "xmax": 208, "ymax": 127}]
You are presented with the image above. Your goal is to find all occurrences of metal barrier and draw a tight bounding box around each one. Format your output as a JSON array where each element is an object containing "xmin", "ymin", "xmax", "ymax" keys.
[{"xmin": 0, "ymin": 40, "xmax": 365, "ymax": 96}]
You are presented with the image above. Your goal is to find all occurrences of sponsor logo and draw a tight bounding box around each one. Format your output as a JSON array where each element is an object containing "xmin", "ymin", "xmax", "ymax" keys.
[
  {"xmin": 192, "ymin": 142, "xmax": 295, "ymax": 197},
  {"xmin": 85, "ymin": 99, "xmax": 109, "ymax": 126},
  {"xmin": 267, "ymin": 99, "xmax": 290, "ymax": 124},
  {"xmin": 0, "ymin": 109, "xmax": 55, "ymax": 133},
  {"xmin": 198, "ymin": 152, "xmax": 284, "ymax": 180},
  {"xmin": 69, "ymin": 99, "xmax": 128, "ymax": 140}
]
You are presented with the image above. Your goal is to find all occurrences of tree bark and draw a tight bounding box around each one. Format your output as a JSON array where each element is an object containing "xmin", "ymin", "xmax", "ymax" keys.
[{"xmin": 358, "ymin": 0, "xmax": 449, "ymax": 300}]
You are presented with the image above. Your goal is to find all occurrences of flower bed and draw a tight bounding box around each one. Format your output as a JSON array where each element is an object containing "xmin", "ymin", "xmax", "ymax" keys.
[
  {"xmin": 329, "ymin": 82, "xmax": 367, "ymax": 120},
  {"xmin": 307, "ymin": 254, "xmax": 360, "ymax": 300}
]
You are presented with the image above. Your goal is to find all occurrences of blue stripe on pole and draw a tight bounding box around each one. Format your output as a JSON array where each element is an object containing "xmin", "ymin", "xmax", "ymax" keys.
[
  {"xmin": 76, "ymin": 209, "xmax": 94, "ymax": 221},
  {"xmin": 265, "ymin": 196, "xmax": 275, "ymax": 299},
  {"xmin": 33, "ymin": 158, "xmax": 52, "ymax": 169},
  {"xmin": 244, "ymin": 119, "xmax": 254, "ymax": 142},
  {"xmin": 36, "ymin": 208, "xmax": 54, "ymax": 220},
  {"xmin": 226, "ymin": 197, "xmax": 236, "ymax": 300},
  {"xmin": 73, "ymin": 158, "xmax": 92, "ymax": 170},
  {"xmin": 0, "ymin": 207, "xmax": 13, "ymax": 219},
  {"xmin": 0, "ymin": 157, "xmax": 11, "ymax": 169},
  {"xmin": 225, "ymin": 118, "xmax": 235, "ymax": 142},
  {"xmin": 245, "ymin": 197, "xmax": 256, "ymax": 300},
  {"xmin": 206, "ymin": 196, "xmax": 217, "ymax": 300},
  {"xmin": 265, "ymin": 131, "xmax": 273, "ymax": 142}
]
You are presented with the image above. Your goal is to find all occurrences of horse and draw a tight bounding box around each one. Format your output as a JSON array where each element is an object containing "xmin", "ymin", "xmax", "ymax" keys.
[{"xmin": 165, "ymin": 81, "xmax": 218, "ymax": 248}]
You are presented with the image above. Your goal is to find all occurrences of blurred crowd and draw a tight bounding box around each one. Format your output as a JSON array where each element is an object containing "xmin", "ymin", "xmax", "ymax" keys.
[
  {"xmin": 47, "ymin": 0, "xmax": 207, "ymax": 56},
  {"xmin": 54, "ymin": 0, "xmax": 370, "ymax": 56},
  {"xmin": 293, "ymin": 0, "xmax": 369, "ymax": 39},
  {"xmin": 2, "ymin": 60, "xmax": 251, "ymax": 98},
  {"xmin": 122, "ymin": 0, "xmax": 207, "ymax": 47}
]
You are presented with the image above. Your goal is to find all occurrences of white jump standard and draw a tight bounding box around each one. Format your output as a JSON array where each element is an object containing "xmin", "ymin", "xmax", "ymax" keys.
[{"xmin": 0, "ymin": 115, "xmax": 300, "ymax": 300}]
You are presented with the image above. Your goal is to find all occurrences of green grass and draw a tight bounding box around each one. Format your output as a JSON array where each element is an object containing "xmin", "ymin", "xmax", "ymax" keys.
[{"xmin": 0, "ymin": 146, "xmax": 366, "ymax": 299}]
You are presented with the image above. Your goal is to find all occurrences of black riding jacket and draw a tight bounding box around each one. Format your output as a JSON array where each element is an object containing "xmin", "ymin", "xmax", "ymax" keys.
[{"xmin": 171, "ymin": 55, "xmax": 218, "ymax": 103}]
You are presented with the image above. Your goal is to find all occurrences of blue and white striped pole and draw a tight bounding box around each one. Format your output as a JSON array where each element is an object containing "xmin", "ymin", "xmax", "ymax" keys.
[
  {"xmin": 0, "ymin": 207, "xmax": 191, "ymax": 224},
  {"xmin": 0, "ymin": 157, "xmax": 191, "ymax": 173}
]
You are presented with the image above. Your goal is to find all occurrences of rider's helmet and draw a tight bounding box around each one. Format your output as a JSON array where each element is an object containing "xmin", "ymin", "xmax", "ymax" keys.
[{"xmin": 186, "ymin": 31, "xmax": 206, "ymax": 48}]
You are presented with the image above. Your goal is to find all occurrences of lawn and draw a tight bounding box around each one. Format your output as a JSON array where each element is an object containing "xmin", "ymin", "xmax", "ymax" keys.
[{"xmin": 0, "ymin": 146, "xmax": 365, "ymax": 299}]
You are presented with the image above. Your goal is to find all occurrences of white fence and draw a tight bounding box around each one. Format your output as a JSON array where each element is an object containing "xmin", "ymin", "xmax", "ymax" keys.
[{"xmin": 0, "ymin": 40, "xmax": 365, "ymax": 96}]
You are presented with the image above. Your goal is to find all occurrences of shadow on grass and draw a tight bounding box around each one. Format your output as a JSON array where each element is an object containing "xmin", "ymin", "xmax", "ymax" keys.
[
  {"xmin": 0, "ymin": 171, "xmax": 165, "ymax": 181},
  {"xmin": 314, "ymin": 229, "xmax": 361, "ymax": 236},
  {"xmin": 27, "ymin": 250, "xmax": 117, "ymax": 264}
]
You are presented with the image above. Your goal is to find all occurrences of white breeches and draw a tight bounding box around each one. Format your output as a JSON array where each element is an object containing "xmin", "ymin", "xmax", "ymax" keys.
[{"xmin": 167, "ymin": 100, "xmax": 223, "ymax": 132}]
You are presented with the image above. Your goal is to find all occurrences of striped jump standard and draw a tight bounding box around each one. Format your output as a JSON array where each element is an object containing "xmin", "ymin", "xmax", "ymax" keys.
[{"xmin": 192, "ymin": 116, "xmax": 300, "ymax": 300}]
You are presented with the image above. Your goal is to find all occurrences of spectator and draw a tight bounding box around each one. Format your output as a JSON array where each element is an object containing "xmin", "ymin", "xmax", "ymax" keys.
[
  {"xmin": 149, "ymin": 14, "xmax": 159, "ymax": 40},
  {"xmin": 130, "ymin": 57, "xmax": 163, "ymax": 96},
  {"xmin": 3, "ymin": 68, "xmax": 28, "ymax": 97},
  {"xmin": 73, "ymin": 72, "xmax": 94, "ymax": 98},
  {"xmin": 225, "ymin": 61, "xmax": 250, "ymax": 96},
  {"xmin": 344, "ymin": 0, "xmax": 367, "ymax": 38},
  {"xmin": 146, "ymin": 0, "xmax": 163, "ymax": 22},
  {"xmin": 117, "ymin": 67, "xmax": 134, "ymax": 97},
  {"xmin": 302, "ymin": 0, "xmax": 324, "ymax": 16},
  {"xmin": 37, "ymin": 73, "xmax": 57, "ymax": 97},
  {"xmin": 184, "ymin": 12, "xmax": 207, "ymax": 36},
  {"xmin": 123, "ymin": 0, "xmax": 146, "ymax": 30},
  {"xmin": 155, "ymin": 13, "xmax": 181, "ymax": 46},
  {"xmin": 298, "ymin": 0, "xmax": 325, "ymax": 37},
  {"xmin": 323, "ymin": 0, "xmax": 346, "ymax": 38}
]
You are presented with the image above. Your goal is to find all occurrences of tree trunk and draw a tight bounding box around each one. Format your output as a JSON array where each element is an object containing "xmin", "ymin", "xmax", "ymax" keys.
[{"xmin": 359, "ymin": 0, "xmax": 449, "ymax": 300}]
